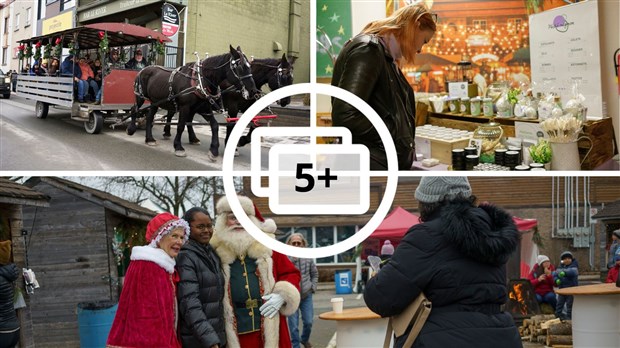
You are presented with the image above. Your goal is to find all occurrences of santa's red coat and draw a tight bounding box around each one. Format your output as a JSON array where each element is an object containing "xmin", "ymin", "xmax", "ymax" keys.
[
  {"xmin": 107, "ymin": 247, "xmax": 181, "ymax": 348},
  {"xmin": 212, "ymin": 235, "xmax": 301, "ymax": 348}
]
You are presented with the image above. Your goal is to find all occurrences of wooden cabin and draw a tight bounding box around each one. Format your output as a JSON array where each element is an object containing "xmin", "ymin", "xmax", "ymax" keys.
[
  {"xmin": 0, "ymin": 178, "xmax": 50, "ymax": 348},
  {"xmin": 21, "ymin": 177, "xmax": 155, "ymax": 348}
]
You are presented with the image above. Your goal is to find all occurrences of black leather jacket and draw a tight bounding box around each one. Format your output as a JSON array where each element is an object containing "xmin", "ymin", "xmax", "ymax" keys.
[{"xmin": 331, "ymin": 34, "xmax": 416, "ymax": 170}]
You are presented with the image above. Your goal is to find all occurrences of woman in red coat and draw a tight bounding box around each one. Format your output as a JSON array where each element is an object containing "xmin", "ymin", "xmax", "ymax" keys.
[
  {"xmin": 606, "ymin": 254, "xmax": 620, "ymax": 283},
  {"xmin": 107, "ymin": 213, "xmax": 190, "ymax": 348},
  {"xmin": 527, "ymin": 255, "xmax": 557, "ymax": 310}
]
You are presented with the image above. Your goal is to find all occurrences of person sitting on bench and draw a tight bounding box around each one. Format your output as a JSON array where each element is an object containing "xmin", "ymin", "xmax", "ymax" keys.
[
  {"xmin": 60, "ymin": 55, "xmax": 88, "ymax": 103},
  {"xmin": 78, "ymin": 56, "xmax": 99, "ymax": 102}
]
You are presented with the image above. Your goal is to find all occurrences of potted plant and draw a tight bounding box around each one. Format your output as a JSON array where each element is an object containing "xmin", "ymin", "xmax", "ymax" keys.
[{"xmin": 529, "ymin": 138, "xmax": 552, "ymax": 168}]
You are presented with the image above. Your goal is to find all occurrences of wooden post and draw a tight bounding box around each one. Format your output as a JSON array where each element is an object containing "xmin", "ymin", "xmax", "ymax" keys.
[{"xmin": 5, "ymin": 205, "xmax": 35, "ymax": 348}]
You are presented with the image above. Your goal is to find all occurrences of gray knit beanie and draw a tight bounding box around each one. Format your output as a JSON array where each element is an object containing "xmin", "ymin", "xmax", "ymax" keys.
[
  {"xmin": 414, "ymin": 177, "xmax": 472, "ymax": 203},
  {"xmin": 613, "ymin": 229, "xmax": 620, "ymax": 239}
]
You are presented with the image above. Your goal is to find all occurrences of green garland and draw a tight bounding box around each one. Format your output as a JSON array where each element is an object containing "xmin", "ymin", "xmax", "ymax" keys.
[
  {"xmin": 44, "ymin": 43, "xmax": 53, "ymax": 59},
  {"xmin": 112, "ymin": 222, "xmax": 147, "ymax": 276},
  {"xmin": 25, "ymin": 45, "xmax": 33, "ymax": 59},
  {"xmin": 98, "ymin": 31, "xmax": 109, "ymax": 57},
  {"xmin": 68, "ymin": 41, "xmax": 76, "ymax": 56},
  {"xmin": 150, "ymin": 40, "xmax": 165, "ymax": 63},
  {"xmin": 17, "ymin": 45, "xmax": 25, "ymax": 60},
  {"xmin": 33, "ymin": 42, "xmax": 42, "ymax": 61}
]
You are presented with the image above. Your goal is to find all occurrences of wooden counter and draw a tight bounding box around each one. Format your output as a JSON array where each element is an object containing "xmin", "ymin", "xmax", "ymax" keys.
[
  {"xmin": 555, "ymin": 282, "xmax": 620, "ymax": 295},
  {"xmin": 427, "ymin": 112, "xmax": 617, "ymax": 169},
  {"xmin": 554, "ymin": 283, "xmax": 620, "ymax": 347},
  {"xmin": 315, "ymin": 109, "xmax": 617, "ymax": 170},
  {"xmin": 319, "ymin": 307, "xmax": 390, "ymax": 347}
]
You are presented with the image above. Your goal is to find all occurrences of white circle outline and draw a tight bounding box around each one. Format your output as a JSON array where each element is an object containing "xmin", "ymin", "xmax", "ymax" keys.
[{"xmin": 223, "ymin": 83, "xmax": 398, "ymax": 259}]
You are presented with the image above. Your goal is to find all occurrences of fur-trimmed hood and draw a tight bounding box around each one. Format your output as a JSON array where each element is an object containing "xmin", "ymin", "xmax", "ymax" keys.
[{"xmin": 439, "ymin": 202, "xmax": 520, "ymax": 266}]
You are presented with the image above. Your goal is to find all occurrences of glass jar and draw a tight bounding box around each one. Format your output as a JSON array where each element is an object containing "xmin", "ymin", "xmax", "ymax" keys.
[
  {"xmin": 448, "ymin": 97, "xmax": 460, "ymax": 113},
  {"xmin": 460, "ymin": 97, "xmax": 471, "ymax": 114},
  {"xmin": 473, "ymin": 121, "xmax": 504, "ymax": 154},
  {"xmin": 470, "ymin": 97, "xmax": 481, "ymax": 116},
  {"xmin": 482, "ymin": 97, "xmax": 494, "ymax": 116}
]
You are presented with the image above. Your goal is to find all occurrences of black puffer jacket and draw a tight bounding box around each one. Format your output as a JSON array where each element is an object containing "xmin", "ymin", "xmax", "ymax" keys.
[
  {"xmin": 364, "ymin": 202, "xmax": 522, "ymax": 348},
  {"xmin": 331, "ymin": 34, "xmax": 416, "ymax": 170},
  {"xmin": 176, "ymin": 239, "xmax": 226, "ymax": 348},
  {"xmin": 0, "ymin": 263, "xmax": 19, "ymax": 331}
]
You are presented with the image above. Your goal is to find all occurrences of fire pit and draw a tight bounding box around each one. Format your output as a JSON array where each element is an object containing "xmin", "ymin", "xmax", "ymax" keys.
[{"xmin": 505, "ymin": 279, "xmax": 541, "ymax": 326}]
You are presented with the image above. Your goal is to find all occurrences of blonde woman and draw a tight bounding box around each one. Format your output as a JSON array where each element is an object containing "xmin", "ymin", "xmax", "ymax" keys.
[{"xmin": 331, "ymin": 3, "xmax": 437, "ymax": 170}]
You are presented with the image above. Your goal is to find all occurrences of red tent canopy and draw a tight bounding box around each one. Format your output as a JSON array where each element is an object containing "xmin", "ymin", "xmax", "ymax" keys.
[
  {"xmin": 367, "ymin": 206, "xmax": 420, "ymax": 240},
  {"xmin": 368, "ymin": 206, "xmax": 537, "ymax": 241}
]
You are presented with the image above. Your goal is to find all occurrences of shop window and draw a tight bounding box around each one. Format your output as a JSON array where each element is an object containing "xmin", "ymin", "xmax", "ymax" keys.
[
  {"xmin": 25, "ymin": 8, "xmax": 31, "ymax": 27},
  {"xmin": 508, "ymin": 18, "xmax": 523, "ymax": 34},
  {"xmin": 336, "ymin": 226, "xmax": 357, "ymax": 263},
  {"xmin": 293, "ymin": 226, "xmax": 314, "ymax": 247},
  {"xmin": 277, "ymin": 227, "xmax": 293, "ymax": 243},
  {"xmin": 472, "ymin": 19, "xmax": 487, "ymax": 31},
  {"xmin": 61, "ymin": 0, "xmax": 75, "ymax": 12},
  {"xmin": 315, "ymin": 226, "xmax": 335, "ymax": 264}
]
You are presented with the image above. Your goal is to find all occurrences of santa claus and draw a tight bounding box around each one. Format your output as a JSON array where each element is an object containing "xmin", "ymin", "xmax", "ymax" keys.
[{"xmin": 210, "ymin": 195, "xmax": 301, "ymax": 348}]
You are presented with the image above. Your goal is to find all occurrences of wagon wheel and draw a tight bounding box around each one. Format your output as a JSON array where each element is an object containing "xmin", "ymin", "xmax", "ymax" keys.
[
  {"xmin": 35, "ymin": 101, "xmax": 49, "ymax": 119},
  {"xmin": 84, "ymin": 111, "xmax": 104, "ymax": 134}
]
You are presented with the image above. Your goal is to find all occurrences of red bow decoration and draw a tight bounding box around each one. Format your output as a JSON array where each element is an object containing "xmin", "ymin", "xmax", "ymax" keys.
[
  {"xmin": 159, "ymin": 38, "xmax": 164, "ymax": 44},
  {"xmin": 18, "ymin": 44, "xmax": 25, "ymax": 51},
  {"xmin": 55, "ymin": 37, "xmax": 61, "ymax": 45},
  {"xmin": 98, "ymin": 31, "xmax": 105, "ymax": 40},
  {"xmin": 35, "ymin": 41, "xmax": 42, "ymax": 48}
]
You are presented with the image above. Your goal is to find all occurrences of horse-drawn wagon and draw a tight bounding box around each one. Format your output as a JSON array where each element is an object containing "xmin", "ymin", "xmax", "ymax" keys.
[{"xmin": 15, "ymin": 23, "xmax": 171, "ymax": 134}]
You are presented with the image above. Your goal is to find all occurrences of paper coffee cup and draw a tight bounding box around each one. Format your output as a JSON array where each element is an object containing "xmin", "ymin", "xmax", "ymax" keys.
[{"xmin": 331, "ymin": 297, "xmax": 344, "ymax": 313}]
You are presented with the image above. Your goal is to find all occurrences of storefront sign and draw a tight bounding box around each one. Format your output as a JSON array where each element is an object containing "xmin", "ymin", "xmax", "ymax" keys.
[
  {"xmin": 161, "ymin": 3, "xmax": 180, "ymax": 37},
  {"xmin": 530, "ymin": 0, "xmax": 603, "ymax": 119},
  {"xmin": 78, "ymin": 0, "xmax": 158, "ymax": 22},
  {"xmin": 42, "ymin": 10, "xmax": 74, "ymax": 35}
]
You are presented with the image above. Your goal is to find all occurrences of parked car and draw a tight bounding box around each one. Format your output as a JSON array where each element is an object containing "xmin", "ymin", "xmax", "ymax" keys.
[{"xmin": 0, "ymin": 69, "xmax": 10, "ymax": 99}]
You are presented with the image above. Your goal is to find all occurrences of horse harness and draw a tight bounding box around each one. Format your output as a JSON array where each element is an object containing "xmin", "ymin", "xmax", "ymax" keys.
[
  {"xmin": 134, "ymin": 55, "xmax": 253, "ymax": 111},
  {"xmin": 254, "ymin": 61, "xmax": 292, "ymax": 89}
]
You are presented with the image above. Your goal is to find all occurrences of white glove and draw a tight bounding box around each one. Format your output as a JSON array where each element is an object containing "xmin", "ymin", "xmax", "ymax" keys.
[{"xmin": 259, "ymin": 293, "xmax": 285, "ymax": 318}]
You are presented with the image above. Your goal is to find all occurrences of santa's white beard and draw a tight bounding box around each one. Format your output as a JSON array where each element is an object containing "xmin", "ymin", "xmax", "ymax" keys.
[{"xmin": 217, "ymin": 224, "xmax": 258, "ymax": 258}]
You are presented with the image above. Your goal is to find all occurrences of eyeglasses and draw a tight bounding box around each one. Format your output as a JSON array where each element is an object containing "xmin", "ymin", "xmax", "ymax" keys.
[
  {"xmin": 290, "ymin": 241, "xmax": 303, "ymax": 246},
  {"xmin": 192, "ymin": 224, "xmax": 213, "ymax": 231}
]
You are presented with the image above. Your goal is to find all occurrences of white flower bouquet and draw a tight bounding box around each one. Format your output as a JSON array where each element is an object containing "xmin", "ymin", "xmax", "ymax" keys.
[{"xmin": 540, "ymin": 115, "xmax": 583, "ymax": 143}]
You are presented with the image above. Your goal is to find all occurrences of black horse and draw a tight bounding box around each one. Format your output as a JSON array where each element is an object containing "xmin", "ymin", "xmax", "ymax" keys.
[
  {"xmin": 162, "ymin": 53, "xmax": 295, "ymax": 151},
  {"xmin": 127, "ymin": 45, "xmax": 259, "ymax": 158}
]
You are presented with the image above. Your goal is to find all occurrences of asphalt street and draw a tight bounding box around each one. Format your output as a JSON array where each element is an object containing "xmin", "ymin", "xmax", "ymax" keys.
[{"xmin": 0, "ymin": 93, "xmax": 306, "ymax": 171}]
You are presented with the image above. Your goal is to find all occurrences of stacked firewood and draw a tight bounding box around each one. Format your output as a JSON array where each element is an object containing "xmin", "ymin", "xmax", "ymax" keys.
[{"xmin": 518, "ymin": 314, "xmax": 573, "ymax": 346}]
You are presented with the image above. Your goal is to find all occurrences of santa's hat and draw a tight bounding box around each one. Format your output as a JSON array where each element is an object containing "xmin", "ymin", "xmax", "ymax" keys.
[
  {"xmin": 145, "ymin": 212, "xmax": 190, "ymax": 247},
  {"xmin": 216, "ymin": 195, "xmax": 276, "ymax": 234}
]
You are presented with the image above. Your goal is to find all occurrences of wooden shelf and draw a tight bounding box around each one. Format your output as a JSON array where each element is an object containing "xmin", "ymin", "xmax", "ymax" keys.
[{"xmin": 429, "ymin": 112, "xmax": 540, "ymax": 125}]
